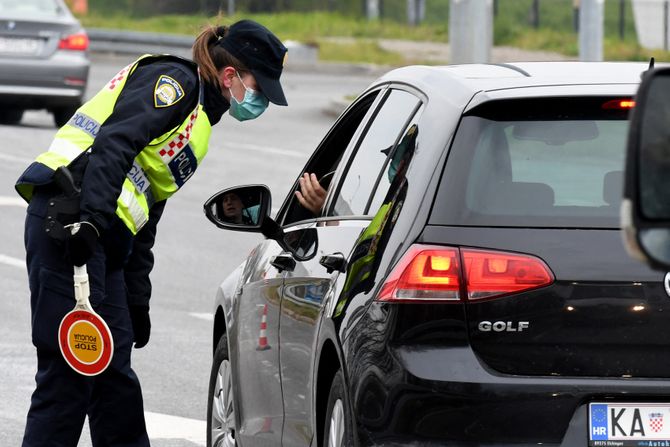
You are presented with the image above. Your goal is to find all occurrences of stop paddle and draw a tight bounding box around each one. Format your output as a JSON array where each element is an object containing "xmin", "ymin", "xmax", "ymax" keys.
[{"xmin": 58, "ymin": 262, "xmax": 113, "ymax": 376}]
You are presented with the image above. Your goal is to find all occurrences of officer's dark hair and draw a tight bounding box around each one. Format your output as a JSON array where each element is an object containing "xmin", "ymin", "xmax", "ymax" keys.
[{"xmin": 193, "ymin": 25, "xmax": 249, "ymax": 85}]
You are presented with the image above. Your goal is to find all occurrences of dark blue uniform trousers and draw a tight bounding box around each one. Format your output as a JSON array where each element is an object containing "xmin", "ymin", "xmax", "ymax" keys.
[{"xmin": 22, "ymin": 192, "xmax": 150, "ymax": 447}]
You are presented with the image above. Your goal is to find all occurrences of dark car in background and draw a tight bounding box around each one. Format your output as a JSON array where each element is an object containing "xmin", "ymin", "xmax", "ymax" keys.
[
  {"xmin": 0, "ymin": 0, "xmax": 89, "ymax": 127},
  {"xmin": 204, "ymin": 62, "xmax": 669, "ymax": 447}
]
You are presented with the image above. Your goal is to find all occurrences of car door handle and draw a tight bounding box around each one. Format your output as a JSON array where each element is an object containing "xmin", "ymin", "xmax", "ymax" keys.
[
  {"xmin": 319, "ymin": 253, "xmax": 347, "ymax": 274},
  {"xmin": 270, "ymin": 255, "xmax": 296, "ymax": 273}
]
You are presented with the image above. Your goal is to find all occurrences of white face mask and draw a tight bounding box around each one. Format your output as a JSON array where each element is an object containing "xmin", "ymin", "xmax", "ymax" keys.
[{"xmin": 228, "ymin": 72, "xmax": 269, "ymax": 121}]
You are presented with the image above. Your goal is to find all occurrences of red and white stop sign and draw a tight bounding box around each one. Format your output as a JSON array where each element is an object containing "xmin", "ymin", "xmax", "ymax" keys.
[
  {"xmin": 58, "ymin": 264, "xmax": 114, "ymax": 376},
  {"xmin": 59, "ymin": 308, "xmax": 113, "ymax": 376}
]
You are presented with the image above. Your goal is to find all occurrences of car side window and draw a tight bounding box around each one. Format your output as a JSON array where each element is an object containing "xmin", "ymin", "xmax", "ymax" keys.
[
  {"xmin": 278, "ymin": 90, "xmax": 381, "ymax": 227},
  {"xmin": 330, "ymin": 89, "xmax": 421, "ymax": 217},
  {"xmin": 366, "ymin": 109, "xmax": 422, "ymax": 214}
]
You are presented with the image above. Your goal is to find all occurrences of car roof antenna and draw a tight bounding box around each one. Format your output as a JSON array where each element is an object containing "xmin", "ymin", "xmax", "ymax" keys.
[{"xmin": 642, "ymin": 57, "xmax": 656, "ymax": 80}]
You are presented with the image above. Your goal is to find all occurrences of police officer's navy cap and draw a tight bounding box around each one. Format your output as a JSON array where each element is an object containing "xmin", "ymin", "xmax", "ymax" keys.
[{"xmin": 220, "ymin": 20, "xmax": 288, "ymax": 106}]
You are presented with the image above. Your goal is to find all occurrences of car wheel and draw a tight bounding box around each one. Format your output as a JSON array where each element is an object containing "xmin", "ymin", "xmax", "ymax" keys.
[
  {"xmin": 207, "ymin": 334, "xmax": 237, "ymax": 447},
  {"xmin": 323, "ymin": 369, "xmax": 353, "ymax": 447},
  {"xmin": 52, "ymin": 105, "xmax": 78, "ymax": 128},
  {"xmin": 0, "ymin": 109, "xmax": 24, "ymax": 125}
]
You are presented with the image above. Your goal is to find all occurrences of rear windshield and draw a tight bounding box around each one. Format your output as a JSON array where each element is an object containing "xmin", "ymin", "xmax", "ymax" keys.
[
  {"xmin": 431, "ymin": 97, "xmax": 631, "ymax": 229},
  {"xmin": 0, "ymin": 0, "xmax": 62, "ymax": 16}
]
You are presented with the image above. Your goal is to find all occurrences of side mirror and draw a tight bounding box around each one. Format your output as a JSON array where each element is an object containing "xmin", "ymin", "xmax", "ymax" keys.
[
  {"xmin": 203, "ymin": 185, "xmax": 318, "ymax": 262},
  {"xmin": 203, "ymin": 185, "xmax": 271, "ymax": 231},
  {"xmin": 623, "ymin": 67, "xmax": 670, "ymax": 269}
]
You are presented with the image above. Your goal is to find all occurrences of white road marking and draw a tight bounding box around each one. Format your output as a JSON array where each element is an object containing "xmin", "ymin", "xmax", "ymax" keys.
[
  {"xmin": 0, "ymin": 196, "xmax": 27, "ymax": 208},
  {"xmin": 0, "ymin": 254, "xmax": 24, "ymax": 269},
  {"xmin": 188, "ymin": 312, "xmax": 214, "ymax": 322},
  {"xmin": 229, "ymin": 142, "xmax": 305, "ymax": 158},
  {"xmin": 0, "ymin": 152, "xmax": 32, "ymax": 164},
  {"xmin": 144, "ymin": 411, "xmax": 206, "ymax": 446}
]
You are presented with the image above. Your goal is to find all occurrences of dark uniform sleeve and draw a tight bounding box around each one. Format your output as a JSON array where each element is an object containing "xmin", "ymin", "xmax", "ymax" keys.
[
  {"xmin": 124, "ymin": 199, "xmax": 166, "ymax": 308},
  {"xmin": 79, "ymin": 59, "xmax": 198, "ymax": 231},
  {"xmin": 79, "ymin": 58, "xmax": 199, "ymax": 308}
]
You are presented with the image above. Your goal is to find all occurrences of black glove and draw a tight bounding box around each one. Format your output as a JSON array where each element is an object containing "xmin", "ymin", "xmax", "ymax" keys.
[
  {"xmin": 66, "ymin": 221, "xmax": 99, "ymax": 266},
  {"xmin": 130, "ymin": 305, "xmax": 151, "ymax": 349}
]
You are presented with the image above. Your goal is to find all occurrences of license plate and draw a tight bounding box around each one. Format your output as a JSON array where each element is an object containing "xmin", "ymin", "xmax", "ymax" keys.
[
  {"xmin": 590, "ymin": 403, "xmax": 670, "ymax": 446},
  {"xmin": 0, "ymin": 37, "xmax": 41, "ymax": 55}
]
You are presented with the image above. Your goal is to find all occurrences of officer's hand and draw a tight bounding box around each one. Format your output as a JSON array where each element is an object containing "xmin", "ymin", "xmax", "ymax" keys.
[
  {"xmin": 130, "ymin": 305, "xmax": 151, "ymax": 349},
  {"xmin": 66, "ymin": 221, "xmax": 99, "ymax": 266},
  {"xmin": 295, "ymin": 173, "xmax": 327, "ymax": 215}
]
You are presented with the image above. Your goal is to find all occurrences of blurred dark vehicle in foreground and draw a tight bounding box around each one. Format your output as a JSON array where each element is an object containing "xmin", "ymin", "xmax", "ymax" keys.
[{"xmin": 623, "ymin": 64, "xmax": 670, "ymax": 270}]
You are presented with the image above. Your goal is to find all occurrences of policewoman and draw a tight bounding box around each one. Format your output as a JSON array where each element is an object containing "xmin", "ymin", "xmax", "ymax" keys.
[{"xmin": 15, "ymin": 19, "xmax": 287, "ymax": 447}]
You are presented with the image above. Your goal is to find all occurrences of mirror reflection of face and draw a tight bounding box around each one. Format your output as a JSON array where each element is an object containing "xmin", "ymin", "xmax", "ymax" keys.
[{"xmin": 222, "ymin": 192, "xmax": 244, "ymax": 223}]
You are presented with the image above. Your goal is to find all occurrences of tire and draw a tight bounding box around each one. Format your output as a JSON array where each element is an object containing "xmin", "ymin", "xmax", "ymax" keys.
[
  {"xmin": 323, "ymin": 369, "xmax": 354, "ymax": 447},
  {"xmin": 0, "ymin": 109, "xmax": 23, "ymax": 125},
  {"xmin": 207, "ymin": 334, "xmax": 237, "ymax": 447},
  {"xmin": 52, "ymin": 105, "xmax": 79, "ymax": 128}
]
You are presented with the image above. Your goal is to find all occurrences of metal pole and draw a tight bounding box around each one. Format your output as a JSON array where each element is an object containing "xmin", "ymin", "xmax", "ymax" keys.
[
  {"xmin": 408, "ymin": 0, "xmax": 417, "ymax": 25},
  {"xmin": 449, "ymin": 0, "xmax": 493, "ymax": 64},
  {"xmin": 532, "ymin": 0, "xmax": 540, "ymax": 29},
  {"xmin": 619, "ymin": 0, "xmax": 625, "ymax": 40},
  {"xmin": 228, "ymin": 0, "xmax": 235, "ymax": 16},
  {"xmin": 407, "ymin": 0, "xmax": 424, "ymax": 25},
  {"xmin": 366, "ymin": 0, "xmax": 379, "ymax": 20},
  {"xmin": 665, "ymin": 0, "xmax": 669, "ymax": 52},
  {"xmin": 579, "ymin": 0, "xmax": 604, "ymax": 61}
]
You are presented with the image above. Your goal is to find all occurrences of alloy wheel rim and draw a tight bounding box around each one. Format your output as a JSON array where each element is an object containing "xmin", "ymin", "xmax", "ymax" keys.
[
  {"xmin": 328, "ymin": 399, "xmax": 345, "ymax": 447},
  {"xmin": 211, "ymin": 359, "xmax": 236, "ymax": 447}
]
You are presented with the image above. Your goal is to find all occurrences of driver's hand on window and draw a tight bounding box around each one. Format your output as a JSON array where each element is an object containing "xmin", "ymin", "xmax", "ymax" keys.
[{"xmin": 295, "ymin": 173, "xmax": 327, "ymax": 215}]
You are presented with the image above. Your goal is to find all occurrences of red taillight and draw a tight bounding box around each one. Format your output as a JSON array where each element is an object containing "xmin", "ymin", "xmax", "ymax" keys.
[
  {"xmin": 377, "ymin": 245, "xmax": 554, "ymax": 303},
  {"xmin": 378, "ymin": 246, "xmax": 461, "ymax": 302},
  {"xmin": 462, "ymin": 248, "xmax": 554, "ymax": 300},
  {"xmin": 58, "ymin": 32, "xmax": 89, "ymax": 51},
  {"xmin": 602, "ymin": 99, "xmax": 635, "ymax": 110}
]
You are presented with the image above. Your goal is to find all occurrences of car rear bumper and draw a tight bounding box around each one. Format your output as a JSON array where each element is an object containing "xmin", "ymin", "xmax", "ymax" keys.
[
  {"xmin": 346, "ymin": 313, "xmax": 670, "ymax": 446},
  {"xmin": 0, "ymin": 51, "xmax": 88, "ymax": 108}
]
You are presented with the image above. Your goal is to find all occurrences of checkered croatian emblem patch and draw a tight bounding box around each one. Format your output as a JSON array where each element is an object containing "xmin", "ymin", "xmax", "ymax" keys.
[
  {"xmin": 650, "ymin": 412, "xmax": 664, "ymax": 433},
  {"xmin": 106, "ymin": 63, "xmax": 133, "ymax": 91},
  {"xmin": 157, "ymin": 109, "xmax": 199, "ymax": 188},
  {"xmin": 158, "ymin": 110, "xmax": 197, "ymax": 160}
]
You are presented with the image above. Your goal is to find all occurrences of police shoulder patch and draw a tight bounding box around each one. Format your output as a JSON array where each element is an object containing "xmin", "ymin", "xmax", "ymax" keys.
[{"xmin": 154, "ymin": 75, "xmax": 185, "ymax": 108}]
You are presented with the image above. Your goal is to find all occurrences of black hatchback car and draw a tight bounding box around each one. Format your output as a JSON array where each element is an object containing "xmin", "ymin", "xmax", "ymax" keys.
[{"xmin": 203, "ymin": 62, "xmax": 668, "ymax": 447}]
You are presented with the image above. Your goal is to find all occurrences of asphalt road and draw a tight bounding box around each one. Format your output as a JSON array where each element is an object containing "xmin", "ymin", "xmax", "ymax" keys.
[{"xmin": 0, "ymin": 53, "xmax": 378, "ymax": 446}]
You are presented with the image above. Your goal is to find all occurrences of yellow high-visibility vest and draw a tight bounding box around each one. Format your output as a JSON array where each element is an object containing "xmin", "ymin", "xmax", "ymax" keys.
[{"xmin": 16, "ymin": 54, "xmax": 212, "ymax": 234}]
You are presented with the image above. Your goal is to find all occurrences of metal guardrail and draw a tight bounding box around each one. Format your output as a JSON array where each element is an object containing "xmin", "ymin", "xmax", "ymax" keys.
[{"xmin": 87, "ymin": 28, "xmax": 318, "ymax": 66}]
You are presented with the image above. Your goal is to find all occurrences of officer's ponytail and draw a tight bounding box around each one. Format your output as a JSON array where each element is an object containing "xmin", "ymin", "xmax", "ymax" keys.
[{"xmin": 193, "ymin": 25, "xmax": 248, "ymax": 85}]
